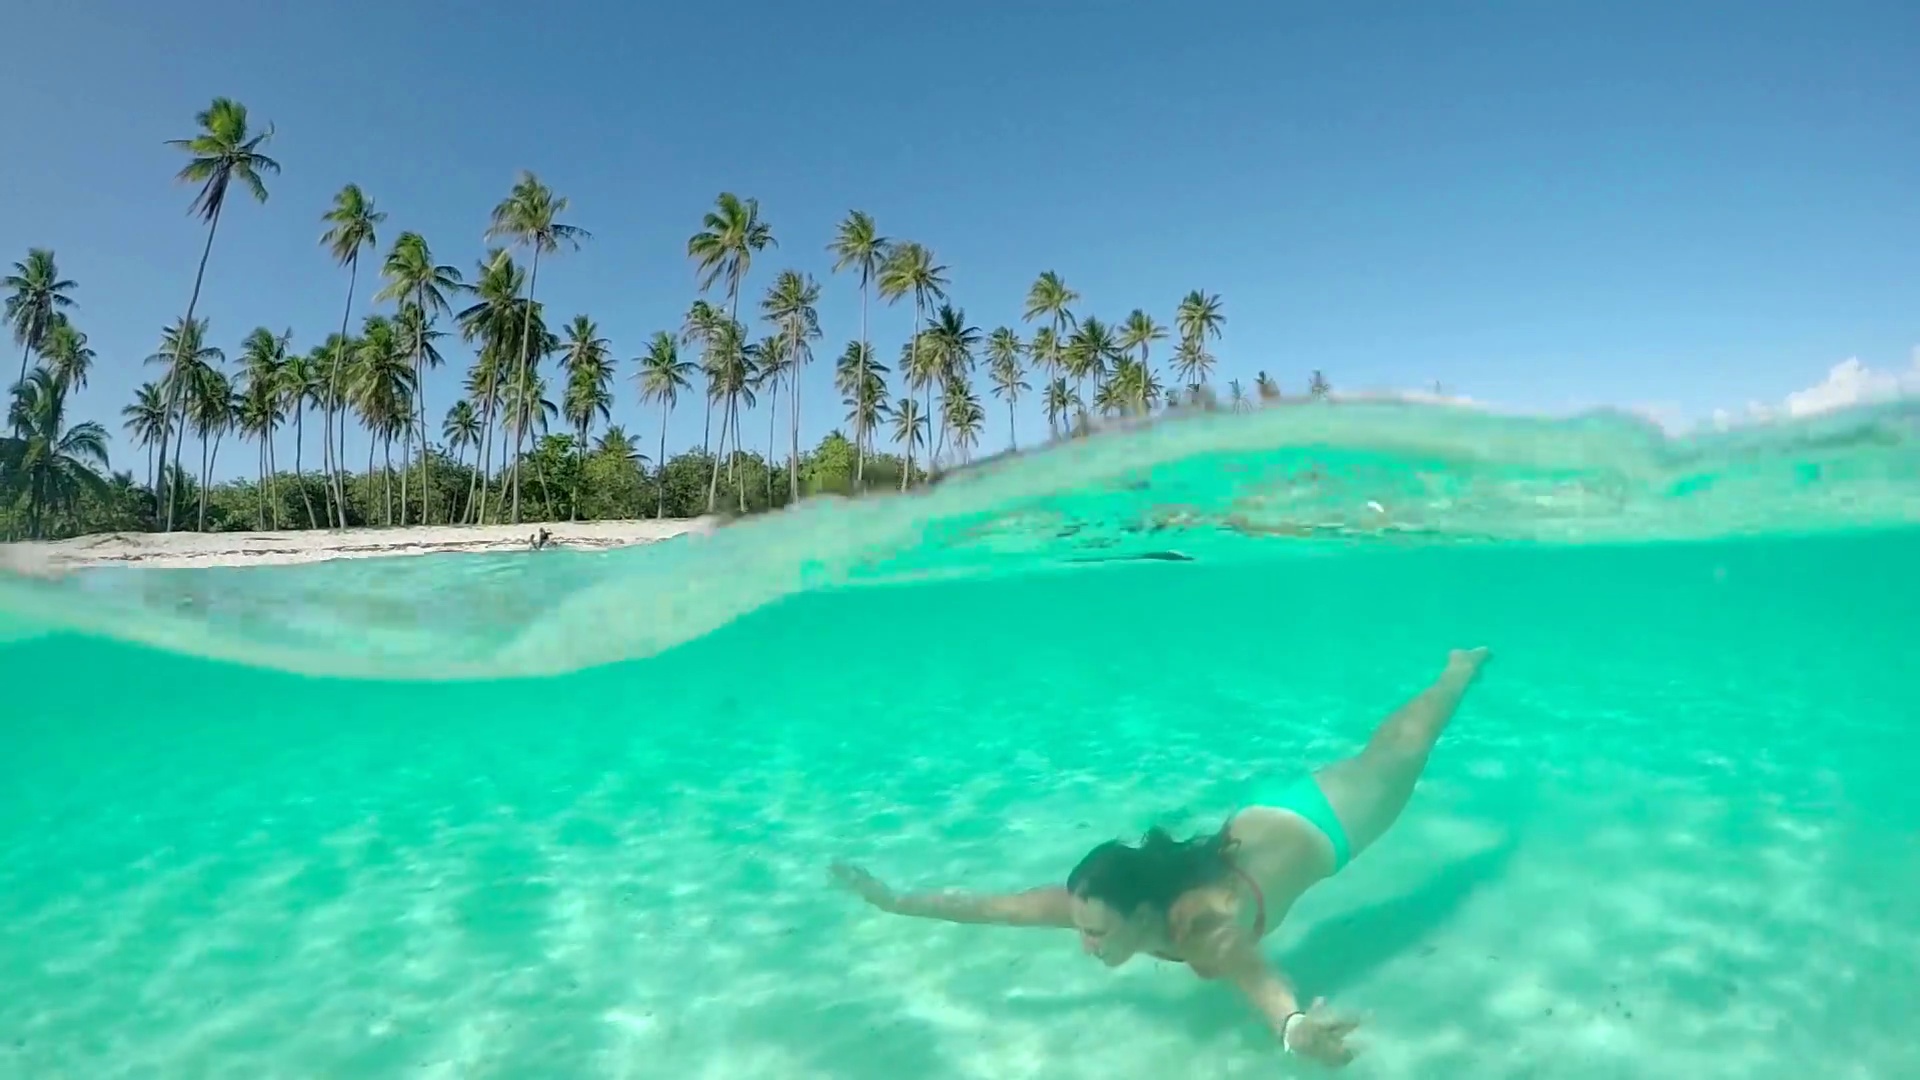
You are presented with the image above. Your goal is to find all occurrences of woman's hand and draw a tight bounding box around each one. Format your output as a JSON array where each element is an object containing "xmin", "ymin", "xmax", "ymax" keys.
[
  {"xmin": 1284, "ymin": 998, "xmax": 1362, "ymax": 1067},
  {"xmin": 830, "ymin": 861, "xmax": 899, "ymax": 913}
]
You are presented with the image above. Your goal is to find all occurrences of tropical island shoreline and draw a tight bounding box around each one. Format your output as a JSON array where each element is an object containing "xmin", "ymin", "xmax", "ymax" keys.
[{"xmin": 0, "ymin": 518, "xmax": 714, "ymax": 576}]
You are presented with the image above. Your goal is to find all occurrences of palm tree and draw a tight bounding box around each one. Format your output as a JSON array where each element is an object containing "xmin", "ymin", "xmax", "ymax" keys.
[
  {"xmin": 985, "ymin": 328, "xmax": 1029, "ymax": 450},
  {"xmin": 1106, "ymin": 357, "xmax": 1162, "ymax": 416},
  {"xmin": 442, "ymin": 399, "xmax": 482, "ymax": 524},
  {"xmin": 834, "ymin": 340, "xmax": 889, "ymax": 471},
  {"xmin": 160, "ymin": 98, "xmax": 277, "ymax": 531},
  {"xmin": 1172, "ymin": 337, "xmax": 1213, "ymax": 388},
  {"xmin": 278, "ymin": 351, "xmax": 321, "ymax": 527},
  {"xmin": 878, "ymin": 242, "xmax": 948, "ymax": 371},
  {"xmin": 236, "ymin": 327, "xmax": 288, "ymax": 527},
  {"xmin": 1065, "ymin": 316, "xmax": 1119, "ymax": 414},
  {"xmin": 924, "ymin": 304, "xmax": 979, "ymax": 466},
  {"xmin": 4, "ymin": 249, "xmax": 77, "ymax": 402},
  {"xmin": 888, "ymin": 395, "xmax": 926, "ymax": 491},
  {"xmin": 387, "ymin": 303, "xmax": 444, "ymax": 523},
  {"xmin": 878, "ymin": 242, "xmax": 949, "ymax": 463},
  {"xmin": 146, "ymin": 318, "xmax": 222, "ymax": 516},
  {"xmin": 559, "ymin": 315, "xmax": 614, "ymax": 520},
  {"xmin": 751, "ymin": 334, "xmax": 790, "ymax": 503},
  {"xmin": 1043, "ymin": 377, "xmax": 1078, "ymax": 435},
  {"xmin": 2, "ymin": 367, "xmax": 109, "ymax": 538},
  {"xmin": 701, "ymin": 319, "xmax": 757, "ymax": 512},
  {"xmin": 318, "ymin": 183, "xmax": 385, "ymax": 527},
  {"xmin": 636, "ymin": 331, "xmax": 693, "ymax": 518},
  {"xmin": 688, "ymin": 193, "xmax": 775, "ymax": 502},
  {"xmin": 838, "ymin": 344, "xmax": 890, "ymax": 484},
  {"xmin": 1175, "ymin": 290, "xmax": 1225, "ymax": 387},
  {"xmin": 828, "ymin": 211, "xmax": 889, "ymax": 484},
  {"xmin": 1308, "ymin": 370, "xmax": 1331, "ymax": 400},
  {"xmin": 1029, "ymin": 326, "xmax": 1064, "ymax": 440},
  {"xmin": 1023, "ymin": 271, "xmax": 1078, "ymax": 422},
  {"xmin": 1255, "ymin": 371, "xmax": 1282, "ymax": 402},
  {"xmin": 680, "ymin": 299, "xmax": 723, "ymax": 457},
  {"xmin": 1119, "ymin": 310, "xmax": 1167, "ymax": 388},
  {"xmin": 898, "ymin": 335, "xmax": 939, "ymax": 482},
  {"xmin": 762, "ymin": 270, "xmax": 821, "ymax": 501},
  {"xmin": 1229, "ymin": 378, "xmax": 1249, "ymax": 411},
  {"xmin": 121, "ymin": 382, "xmax": 168, "ymax": 494},
  {"xmin": 39, "ymin": 319, "xmax": 94, "ymax": 396},
  {"xmin": 376, "ymin": 231, "xmax": 464, "ymax": 524},
  {"xmin": 941, "ymin": 376, "xmax": 986, "ymax": 465},
  {"xmin": 186, "ymin": 365, "xmax": 236, "ymax": 530},
  {"xmin": 352, "ymin": 314, "xmax": 417, "ymax": 525},
  {"xmin": 496, "ymin": 323, "xmax": 560, "ymax": 519},
  {"xmin": 456, "ymin": 249, "xmax": 535, "ymax": 524},
  {"xmin": 487, "ymin": 172, "xmax": 589, "ymax": 524}
]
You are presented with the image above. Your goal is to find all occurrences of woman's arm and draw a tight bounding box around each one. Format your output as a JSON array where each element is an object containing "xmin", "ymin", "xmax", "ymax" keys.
[
  {"xmin": 1182, "ymin": 912, "xmax": 1360, "ymax": 1066},
  {"xmin": 831, "ymin": 862, "xmax": 1074, "ymax": 927}
]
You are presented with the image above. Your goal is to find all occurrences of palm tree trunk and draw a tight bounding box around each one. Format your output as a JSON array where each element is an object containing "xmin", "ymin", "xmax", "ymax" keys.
[
  {"xmin": 533, "ymin": 448, "xmax": 554, "ymax": 521},
  {"xmin": 788, "ymin": 328, "xmax": 801, "ymax": 503},
  {"xmin": 1008, "ymin": 402, "xmax": 1017, "ymax": 451},
  {"xmin": 256, "ymin": 439, "xmax": 266, "ymax": 528},
  {"xmin": 161, "ymin": 202, "xmax": 225, "ymax": 532},
  {"xmin": 474, "ymin": 370, "xmax": 496, "ymax": 524},
  {"xmin": 413, "ymin": 305, "xmax": 432, "ymax": 526},
  {"xmin": 319, "ymin": 395, "xmax": 336, "ymax": 527},
  {"xmin": 900, "ymin": 431, "xmax": 912, "ymax": 492},
  {"xmin": 383, "ymin": 439, "xmax": 394, "ymax": 526},
  {"xmin": 733, "ymin": 396, "xmax": 747, "ymax": 514},
  {"xmin": 572, "ymin": 424, "xmax": 585, "ymax": 521},
  {"xmin": 855, "ymin": 282, "xmax": 868, "ymax": 485},
  {"xmin": 266, "ymin": 429, "xmax": 281, "ymax": 528},
  {"xmin": 706, "ymin": 396, "xmax": 730, "ymax": 512},
  {"xmin": 399, "ymin": 420, "xmax": 412, "ymax": 526},
  {"xmin": 510, "ymin": 249, "xmax": 542, "ymax": 525},
  {"xmin": 13, "ymin": 335, "xmax": 28, "ymax": 393},
  {"xmin": 294, "ymin": 405, "xmax": 318, "ymax": 529},
  {"xmin": 337, "ymin": 387, "xmax": 350, "ymax": 522},
  {"xmin": 327, "ymin": 259, "xmax": 360, "ymax": 528},
  {"xmin": 765, "ymin": 379, "xmax": 780, "ymax": 505},
  {"xmin": 197, "ymin": 434, "xmax": 210, "ymax": 531},
  {"xmin": 170, "ymin": 417, "xmax": 188, "ymax": 524},
  {"xmin": 476, "ymin": 404, "xmax": 496, "ymax": 525},
  {"xmin": 465, "ymin": 433, "xmax": 482, "ymax": 525},
  {"xmin": 699, "ymin": 387, "xmax": 713, "ymax": 459},
  {"xmin": 656, "ymin": 404, "xmax": 670, "ymax": 519}
]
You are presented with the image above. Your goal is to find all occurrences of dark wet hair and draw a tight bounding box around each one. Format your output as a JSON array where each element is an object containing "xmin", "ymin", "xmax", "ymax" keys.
[{"xmin": 1066, "ymin": 826, "xmax": 1235, "ymax": 915}]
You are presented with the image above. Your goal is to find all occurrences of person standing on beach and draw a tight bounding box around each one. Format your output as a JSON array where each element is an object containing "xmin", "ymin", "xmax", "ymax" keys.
[{"xmin": 832, "ymin": 647, "xmax": 1492, "ymax": 1068}]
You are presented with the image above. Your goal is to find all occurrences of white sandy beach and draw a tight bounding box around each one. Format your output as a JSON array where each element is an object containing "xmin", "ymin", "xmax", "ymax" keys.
[{"xmin": 0, "ymin": 519, "xmax": 715, "ymax": 577}]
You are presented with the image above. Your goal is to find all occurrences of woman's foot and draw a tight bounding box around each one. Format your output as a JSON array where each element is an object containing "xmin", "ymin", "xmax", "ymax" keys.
[{"xmin": 1448, "ymin": 646, "xmax": 1490, "ymax": 672}]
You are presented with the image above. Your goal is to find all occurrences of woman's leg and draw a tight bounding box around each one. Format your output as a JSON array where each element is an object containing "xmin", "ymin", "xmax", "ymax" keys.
[{"xmin": 1313, "ymin": 648, "xmax": 1490, "ymax": 859}]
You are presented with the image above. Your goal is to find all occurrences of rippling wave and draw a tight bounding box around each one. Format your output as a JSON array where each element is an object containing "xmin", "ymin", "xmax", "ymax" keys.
[{"xmin": 4, "ymin": 399, "xmax": 1918, "ymax": 679}]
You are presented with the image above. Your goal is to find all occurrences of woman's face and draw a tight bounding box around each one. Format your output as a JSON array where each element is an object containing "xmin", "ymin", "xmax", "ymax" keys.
[{"xmin": 1069, "ymin": 893, "xmax": 1151, "ymax": 966}]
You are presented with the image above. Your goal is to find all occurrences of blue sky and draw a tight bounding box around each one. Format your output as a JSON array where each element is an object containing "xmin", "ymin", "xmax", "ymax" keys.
[{"xmin": 5, "ymin": 0, "xmax": 1917, "ymax": 479}]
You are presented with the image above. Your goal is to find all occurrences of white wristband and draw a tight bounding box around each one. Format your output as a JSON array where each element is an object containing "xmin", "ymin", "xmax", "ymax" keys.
[{"xmin": 1281, "ymin": 1010, "xmax": 1306, "ymax": 1052}]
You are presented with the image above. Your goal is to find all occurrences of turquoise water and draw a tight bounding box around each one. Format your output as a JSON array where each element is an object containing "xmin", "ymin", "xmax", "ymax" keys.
[{"xmin": 4, "ymin": 402, "xmax": 1919, "ymax": 1078}]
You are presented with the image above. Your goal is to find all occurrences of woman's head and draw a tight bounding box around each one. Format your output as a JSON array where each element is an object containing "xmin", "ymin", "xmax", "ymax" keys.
[{"xmin": 1065, "ymin": 827, "xmax": 1233, "ymax": 965}]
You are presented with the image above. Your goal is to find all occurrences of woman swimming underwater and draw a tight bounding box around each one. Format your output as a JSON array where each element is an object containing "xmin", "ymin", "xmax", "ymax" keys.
[{"xmin": 832, "ymin": 647, "xmax": 1491, "ymax": 1068}]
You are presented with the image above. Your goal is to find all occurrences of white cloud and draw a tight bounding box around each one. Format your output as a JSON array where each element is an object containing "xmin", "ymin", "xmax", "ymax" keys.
[
  {"xmin": 1709, "ymin": 347, "xmax": 1920, "ymax": 431},
  {"xmin": 1779, "ymin": 350, "xmax": 1920, "ymax": 418}
]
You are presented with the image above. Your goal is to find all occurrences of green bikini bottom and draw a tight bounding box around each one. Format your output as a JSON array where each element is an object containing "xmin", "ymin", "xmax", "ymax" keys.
[{"xmin": 1254, "ymin": 775, "xmax": 1354, "ymax": 872}]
